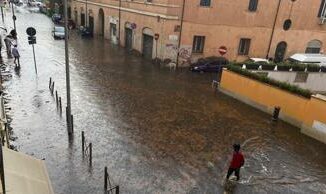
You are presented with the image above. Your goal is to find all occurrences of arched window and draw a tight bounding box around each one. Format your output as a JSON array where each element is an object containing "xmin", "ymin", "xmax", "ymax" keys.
[
  {"xmin": 274, "ymin": 41, "xmax": 287, "ymax": 63},
  {"xmin": 305, "ymin": 40, "xmax": 322, "ymax": 54}
]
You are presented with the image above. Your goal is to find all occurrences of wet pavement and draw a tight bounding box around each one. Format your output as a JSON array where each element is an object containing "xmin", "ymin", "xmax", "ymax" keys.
[{"xmin": 1, "ymin": 7, "xmax": 326, "ymax": 194}]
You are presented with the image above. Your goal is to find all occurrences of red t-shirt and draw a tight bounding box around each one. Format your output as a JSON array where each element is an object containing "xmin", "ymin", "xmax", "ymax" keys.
[{"xmin": 230, "ymin": 151, "xmax": 244, "ymax": 169}]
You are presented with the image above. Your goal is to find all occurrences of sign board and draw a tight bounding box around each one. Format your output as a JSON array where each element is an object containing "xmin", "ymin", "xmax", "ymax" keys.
[
  {"xmin": 218, "ymin": 46, "xmax": 227, "ymax": 56},
  {"xmin": 154, "ymin": 33, "xmax": 159, "ymax": 40},
  {"xmin": 109, "ymin": 16, "xmax": 118, "ymax": 24},
  {"xmin": 26, "ymin": 27, "xmax": 36, "ymax": 36},
  {"xmin": 168, "ymin": 35, "xmax": 178, "ymax": 41},
  {"xmin": 131, "ymin": 23, "xmax": 137, "ymax": 29}
]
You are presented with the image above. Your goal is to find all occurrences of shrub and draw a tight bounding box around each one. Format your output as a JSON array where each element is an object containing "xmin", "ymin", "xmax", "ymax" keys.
[
  {"xmin": 291, "ymin": 63, "xmax": 306, "ymax": 72},
  {"xmin": 226, "ymin": 65, "xmax": 312, "ymax": 98},
  {"xmin": 307, "ymin": 64, "xmax": 321, "ymax": 72}
]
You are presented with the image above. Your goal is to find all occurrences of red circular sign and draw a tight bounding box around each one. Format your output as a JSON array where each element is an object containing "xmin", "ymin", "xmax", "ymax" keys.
[{"xmin": 218, "ymin": 46, "xmax": 227, "ymax": 56}]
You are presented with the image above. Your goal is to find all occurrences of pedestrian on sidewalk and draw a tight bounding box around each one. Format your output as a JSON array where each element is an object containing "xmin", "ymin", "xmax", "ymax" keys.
[
  {"xmin": 12, "ymin": 45, "xmax": 20, "ymax": 67},
  {"xmin": 226, "ymin": 144, "xmax": 245, "ymax": 181},
  {"xmin": 4, "ymin": 35, "xmax": 13, "ymax": 58}
]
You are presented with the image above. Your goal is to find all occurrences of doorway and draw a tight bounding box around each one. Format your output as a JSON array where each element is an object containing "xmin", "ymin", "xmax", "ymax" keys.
[
  {"xmin": 125, "ymin": 28, "xmax": 133, "ymax": 50},
  {"xmin": 142, "ymin": 34, "xmax": 154, "ymax": 59},
  {"xmin": 274, "ymin": 41, "xmax": 287, "ymax": 63}
]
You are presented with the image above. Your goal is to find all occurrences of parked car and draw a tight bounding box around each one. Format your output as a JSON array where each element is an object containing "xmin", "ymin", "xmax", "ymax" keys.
[
  {"xmin": 52, "ymin": 14, "xmax": 62, "ymax": 24},
  {"xmin": 190, "ymin": 57, "xmax": 229, "ymax": 72},
  {"xmin": 248, "ymin": 58, "xmax": 270, "ymax": 64},
  {"xmin": 52, "ymin": 26, "xmax": 65, "ymax": 39},
  {"xmin": 288, "ymin": 53, "xmax": 326, "ymax": 66}
]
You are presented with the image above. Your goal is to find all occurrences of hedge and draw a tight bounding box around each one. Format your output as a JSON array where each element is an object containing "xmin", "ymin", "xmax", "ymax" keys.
[{"xmin": 226, "ymin": 65, "xmax": 312, "ymax": 98}]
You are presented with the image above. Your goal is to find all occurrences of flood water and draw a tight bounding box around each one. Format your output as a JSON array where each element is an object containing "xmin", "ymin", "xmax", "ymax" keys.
[{"xmin": 2, "ymin": 8, "xmax": 326, "ymax": 194}]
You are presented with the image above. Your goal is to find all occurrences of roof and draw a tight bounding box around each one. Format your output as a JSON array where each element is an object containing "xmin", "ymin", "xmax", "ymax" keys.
[{"xmin": 0, "ymin": 147, "xmax": 54, "ymax": 194}]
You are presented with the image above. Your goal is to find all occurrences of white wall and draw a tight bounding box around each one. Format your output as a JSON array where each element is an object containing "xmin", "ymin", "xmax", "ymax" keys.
[{"xmin": 260, "ymin": 71, "xmax": 326, "ymax": 93}]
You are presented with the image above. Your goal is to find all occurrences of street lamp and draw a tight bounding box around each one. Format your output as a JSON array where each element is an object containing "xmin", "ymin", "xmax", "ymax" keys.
[
  {"xmin": 11, "ymin": 2, "xmax": 16, "ymax": 32},
  {"xmin": 63, "ymin": 0, "xmax": 72, "ymax": 134}
]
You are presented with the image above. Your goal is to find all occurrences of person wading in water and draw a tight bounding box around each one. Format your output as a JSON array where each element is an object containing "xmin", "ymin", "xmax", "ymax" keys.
[{"xmin": 226, "ymin": 144, "xmax": 245, "ymax": 181}]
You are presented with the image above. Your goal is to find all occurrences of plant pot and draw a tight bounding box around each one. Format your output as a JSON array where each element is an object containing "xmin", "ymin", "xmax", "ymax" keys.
[
  {"xmin": 291, "ymin": 66, "xmax": 306, "ymax": 72},
  {"xmin": 245, "ymin": 64, "xmax": 260, "ymax": 70},
  {"xmin": 277, "ymin": 65, "xmax": 291, "ymax": 71},
  {"xmin": 261, "ymin": 65, "xmax": 276, "ymax": 71},
  {"xmin": 321, "ymin": 66, "xmax": 326, "ymax": 72},
  {"xmin": 307, "ymin": 66, "xmax": 321, "ymax": 72}
]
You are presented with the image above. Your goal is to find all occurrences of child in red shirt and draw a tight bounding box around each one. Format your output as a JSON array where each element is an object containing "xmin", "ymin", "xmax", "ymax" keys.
[{"xmin": 226, "ymin": 144, "xmax": 245, "ymax": 181}]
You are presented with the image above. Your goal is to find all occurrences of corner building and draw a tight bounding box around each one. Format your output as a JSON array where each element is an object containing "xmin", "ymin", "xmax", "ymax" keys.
[{"xmin": 69, "ymin": 0, "xmax": 326, "ymax": 64}]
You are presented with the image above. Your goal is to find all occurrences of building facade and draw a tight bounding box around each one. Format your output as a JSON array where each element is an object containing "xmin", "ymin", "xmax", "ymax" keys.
[{"xmin": 69, "ymin": 0, "xmax": 326, "ymax": 65}]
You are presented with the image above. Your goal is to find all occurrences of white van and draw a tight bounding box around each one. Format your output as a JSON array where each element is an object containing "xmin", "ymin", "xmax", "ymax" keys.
[{"xmin": 288, "ymin": 53, "xmax": 326, "ymax": 66}]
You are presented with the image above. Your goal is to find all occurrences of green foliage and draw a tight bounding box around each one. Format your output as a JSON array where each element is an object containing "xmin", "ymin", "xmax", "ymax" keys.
[{"xmin": 226, "ymin": 65, "xmax": 312, "ymax": 98}]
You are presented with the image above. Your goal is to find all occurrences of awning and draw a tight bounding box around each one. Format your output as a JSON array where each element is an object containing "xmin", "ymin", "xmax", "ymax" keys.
[{"xmin": 0, "ymin": 147, "xmax": 54, "ymax": 194}]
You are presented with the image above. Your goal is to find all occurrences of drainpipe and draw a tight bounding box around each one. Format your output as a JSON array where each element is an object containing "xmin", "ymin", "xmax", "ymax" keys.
[
  {"xmin": 176, "ymin": 0, "xmax": 186, "ymax": 68},
  {"xmin": 118, "ymin": 0, "xmax": 121, "ymax": 43},
  {"xmin": 266, "ymin": 0, "xmax": 282, "ymax": 59}
]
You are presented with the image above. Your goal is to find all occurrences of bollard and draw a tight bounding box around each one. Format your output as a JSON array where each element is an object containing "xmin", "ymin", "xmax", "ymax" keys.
[
  {"xmin": 51, "ymin": 82, "xmax": 55, "ymax": 94},
  {"xmin": 55, "ymin": 91, "xmax": 58, "ymax": 107},
  {"xmin": 59, "ymin": 97, "xmax": 62, "ymax": 114},
  {"xmin": 49, "ymin": 77, "xmax": 52, "ymax": 89},
  {"xmin": 116, "ymin": 186, "xmax": 119, "ymax": 194},
  {"xmin": 71, "ymin": 115, "xmax": 74, "ymax": 133},
  {"xmin": 66, "ymin": 107, "xmax": 70, "ymax": 133},
  {"xmin": 104, "ymin": 166, "xmax": 108, "ymax": 190},
  {"xmin": 89, "ymin": 143, "xmax": 92, "ymax": 165},
  {"xmin": 272, "ymin": 106, "xmax": 281, "ymax": 121},
  {"xmin": 82, "ymin": 131, "xmax": 85, "ymax": 155}
]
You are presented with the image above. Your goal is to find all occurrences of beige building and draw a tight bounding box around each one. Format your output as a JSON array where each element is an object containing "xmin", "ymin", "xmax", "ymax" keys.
[{"xmin": 69, "ymin": 0, "xmax": 326, "ymax": 65}]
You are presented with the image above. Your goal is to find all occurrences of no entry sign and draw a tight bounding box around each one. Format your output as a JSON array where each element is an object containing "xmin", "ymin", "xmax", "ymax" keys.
[{"xmin": 218, "ymin": 46, "xmax": 227, "ymax": 56}]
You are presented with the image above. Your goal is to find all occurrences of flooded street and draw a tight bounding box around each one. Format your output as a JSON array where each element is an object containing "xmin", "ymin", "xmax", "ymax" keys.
[{"xmin": 2, "ymin": 9, "xmax": 326, "ymax": 194}]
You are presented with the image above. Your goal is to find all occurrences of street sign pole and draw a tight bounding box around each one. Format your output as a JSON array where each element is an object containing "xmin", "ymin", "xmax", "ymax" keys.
[
  {"xmin": 32, "ymin": 44, "xmax": 37, "ymax": 74},
  {"xmin": 1, "ymin": 7, "xmax": 4, "ymax": 23},
  {"xmin": 63, "ymin": 0, "xmax": 72, "ymax": 134},
  {"xmin": 26, "ymin": 27, "xmax": 37, "ymax": 74},
  {"xmin": 11, "ymin": 3, "xmax": 16, "ymax": 32}
]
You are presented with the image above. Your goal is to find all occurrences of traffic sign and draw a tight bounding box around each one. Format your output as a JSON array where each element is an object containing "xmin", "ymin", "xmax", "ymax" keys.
[
  {"xmin": 218, "ymin": 46, "xmax": 227, "ymax": 56},
  {"xmin": 26, "ymin": 27, "xmax": 36, "ymax": 36},
  {"xmin": 28, "ymin": 36, "xmax": 36, "ymax": 45}
]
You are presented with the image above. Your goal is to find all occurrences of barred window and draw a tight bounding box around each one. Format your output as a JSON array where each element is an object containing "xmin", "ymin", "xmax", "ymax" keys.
[{"xmin": 192, "ymin": 36, "xmax": 206, "ymax": 53}]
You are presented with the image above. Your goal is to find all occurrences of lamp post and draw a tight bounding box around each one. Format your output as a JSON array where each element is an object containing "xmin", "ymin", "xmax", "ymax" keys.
[
  {"xmin": 63, "ymin": 0, "xmax": 72, "ymax": 134},
  {"xmin": 176, "ymin": 0, "xmax": 186, "ymax": 68},
  {"xmin": 85, "ymin": 0, "xmax": 88, "ymax": 27},
  {"xmin": 11, "ymin": 2, "xmax": 16, "ymax": 32}
]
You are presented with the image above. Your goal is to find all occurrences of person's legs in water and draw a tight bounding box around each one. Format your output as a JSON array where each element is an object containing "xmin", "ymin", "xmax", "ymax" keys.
[
  {"xmin": 235, "ymin": 168, "xmax": 240, "ymax": 181},
  {"xmin": 14, "ymin": 57, "xmax": 17, "ymax": 66},
  {"xmin": 226, "ymin": 168, "xmax": 235, "ymax": 180}
]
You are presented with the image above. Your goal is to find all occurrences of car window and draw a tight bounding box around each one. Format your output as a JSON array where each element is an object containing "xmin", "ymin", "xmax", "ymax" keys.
[{"xmin": 55, "ymin": 27, "xmax": 65, "ymax": 32}]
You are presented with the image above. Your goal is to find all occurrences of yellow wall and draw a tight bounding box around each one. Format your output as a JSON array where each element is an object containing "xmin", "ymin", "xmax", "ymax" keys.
[{"xmin": 220, "ymin": 70, "xmax": 326, "ymax": 143}]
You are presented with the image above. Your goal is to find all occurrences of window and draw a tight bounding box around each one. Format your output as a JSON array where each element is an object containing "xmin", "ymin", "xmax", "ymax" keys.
[
  {"xmin": 283, "ymin": 19, "xmax": 292, "ymax": 31},
  {"xmin": 318, "ymin": 0, "xmax": 326, "ymax": 17},
  {"xmin": 192, "ymin": 36, "xmax": 205, "ymax": 53},
  {"xmin": 238, "ymin": 38, "xmax": 251, "ymax": 55},
  {"xmin": 248, "ymin": 0, "xmax": 258, "ymax": 12},
  {"xmin": 305, "ymin": 40, "xmax": 322, "ymax": 53},
  {"xmin": 200, "ymin": 0, "xmax": 211, "ymax": 7}
]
